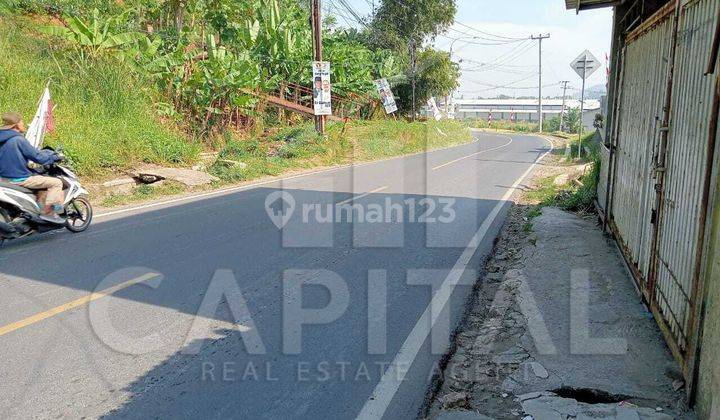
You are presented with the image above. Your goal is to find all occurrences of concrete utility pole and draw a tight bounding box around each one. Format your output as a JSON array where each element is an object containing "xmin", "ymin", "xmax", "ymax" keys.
[
  {"xmin": 531, "ymin": 34, "xmax": 550, "ymax": 132},
  {"xmin": 311, "ymin": 0, "xmax": 325, "ymax": 134},
  {"xmin": 445, "ymin": 37, "xmax": 476, "ymax": 115},
  {"xmin": 410, "ymin": 37, "xmax": 417, "ymax": 121},
  {"xmin": 559, "ymin": 80, "xmax": 570, "ymax": 132}
]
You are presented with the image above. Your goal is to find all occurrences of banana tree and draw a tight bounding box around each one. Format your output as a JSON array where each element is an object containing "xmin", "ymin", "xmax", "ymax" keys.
[
  {"xmin": 178, "ymin": 33, "xmax": 263, "ymax": 133},
  {"xmin": 250, "ymin": 0, "xmax": 311, "ymax": 87},
  {"xmin": 41, "ymin": 9, "xmax": 144, "ymax": 60}
]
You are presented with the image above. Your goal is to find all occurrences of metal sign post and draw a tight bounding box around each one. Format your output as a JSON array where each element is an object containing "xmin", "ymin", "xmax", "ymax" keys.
[{"xmin": 570, "ymin": 50, "xmax": 600, "ymax": 158}]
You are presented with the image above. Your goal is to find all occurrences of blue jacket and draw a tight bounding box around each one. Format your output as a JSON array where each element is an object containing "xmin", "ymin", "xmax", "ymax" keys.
[{"xmin": 0, "ymin": 129, "xmax": 58, "ymax": 180}]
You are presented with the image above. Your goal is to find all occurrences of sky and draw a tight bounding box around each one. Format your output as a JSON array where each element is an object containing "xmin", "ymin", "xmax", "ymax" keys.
[{"xmin": 327, "ymin": 0, "xmax": 613, "ymax": 98}]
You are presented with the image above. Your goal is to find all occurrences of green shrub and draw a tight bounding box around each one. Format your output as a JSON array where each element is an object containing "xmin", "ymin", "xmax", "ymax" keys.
[
  {"xmin": 557, "ymin": 152, "xmax": 601, "ymax": 211},
  {"xmin": 476, "ymin": 119, "xmax": 538, "ymax": 133},
  {"xmin": 209, "ymin": 119, "xmax": 472, "ymax": 184}
]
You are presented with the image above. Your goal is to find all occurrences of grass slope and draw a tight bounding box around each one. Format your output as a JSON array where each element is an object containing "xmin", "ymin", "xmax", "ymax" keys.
[{"xmin": 0, "ymin": 16, "xmax": 199, "ymax": 177}]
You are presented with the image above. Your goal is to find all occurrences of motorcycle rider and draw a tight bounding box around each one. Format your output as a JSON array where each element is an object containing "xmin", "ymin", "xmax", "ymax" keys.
[{"xmin": 0, "ymin": 112, "xmax": 65, "ymax": 223}]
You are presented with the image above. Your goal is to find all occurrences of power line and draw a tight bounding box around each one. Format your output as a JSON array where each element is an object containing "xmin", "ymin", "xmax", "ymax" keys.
[
  {"xmin": 483, "ymin": 40, "xmax": 535, "ymax": 64},
  {"xmin": 465, "ymin": 40, "xmax": 536, "ymax": 73},
  {"xmin": 443, "ymin": 27, "xmax": 526, "ymax": 45},
  {"xmin": 327, "ymin": 1, "xmax": 358, "ymax": 28},
  {"xmin": 335, "ymin": 0, "xmax": 368, "ymax": 25},
  {"xmin": 460, "ymin": 58, "xmax": 536, "ymax": 68},
  {"xmin": 439, "ymin": 31, "xmax": 525, "ymax": 46},
  {"xmin": 453, "ymin": 20, "xmax": 528, "ymax": 41},
  {"xmin": 457, "ymin": 81, "xmax": 561, "ymax": 94},
  {"xmin": 464, "ymin": 73, "xmax": 537, "ymax": 89},
  {"xmin": 460, "ymin": 66, "xmax": 534, "ymax": 75}
]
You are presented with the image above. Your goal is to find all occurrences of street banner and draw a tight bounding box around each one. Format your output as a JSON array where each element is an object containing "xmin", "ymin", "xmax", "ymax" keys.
[
  {"xmin": 427, "ymin": 97, "xmax": 442, "ymax": 121},
  {"xmin": 312, "ymin": 61, "xmax": 332, "ymax": 116},
  {"xmin": 374, "ymin": 78, "xmax": 397, "ymax": 114}
]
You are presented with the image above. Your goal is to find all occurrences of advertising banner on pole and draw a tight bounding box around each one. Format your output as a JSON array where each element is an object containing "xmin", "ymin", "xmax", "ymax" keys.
[
  {"xmin": 374, "ymin": 78, "xmax": 398, "ymax": 114},
  {"xmin": 312, "ymin": 61, "xmax": 332, "ymax": 116},
  {"xmin": 427, "ymin": 97, "xmax": 442, "ymax": 121}
]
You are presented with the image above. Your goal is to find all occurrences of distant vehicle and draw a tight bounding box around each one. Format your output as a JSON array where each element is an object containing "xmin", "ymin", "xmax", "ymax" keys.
[{"xmin": 0, "ymin": 149, "xmax": 92, "ymax": 247}]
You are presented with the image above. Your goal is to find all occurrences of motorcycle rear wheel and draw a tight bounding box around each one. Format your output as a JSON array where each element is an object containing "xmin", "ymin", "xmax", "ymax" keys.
[{"xmin": 65, "ymin": 196, "xmax": 93, "ymax": 233}]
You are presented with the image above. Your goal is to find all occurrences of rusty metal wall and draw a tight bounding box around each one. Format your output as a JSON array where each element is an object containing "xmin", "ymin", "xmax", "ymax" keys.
[
  {"xmin": 655, "ymin": 0, "xmax": 720, "ymax": 352},
  {"xmin": 597, "ymin": 144, "xmax": 610, "ymax": 212},
  {"xmin": 605, "ymin": 0, "xmax": 720, "ymax": 373},
  {"xmin": 611, "ymin": 15, "xmax": 672, "ymax": 281}
]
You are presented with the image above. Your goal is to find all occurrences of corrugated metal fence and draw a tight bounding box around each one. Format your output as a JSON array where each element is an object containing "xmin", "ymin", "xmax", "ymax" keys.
[
  {"xmin": 655, "ymin": 0, "xmax": 718, "ymax": 353},
  {"xmin": 599, "ymin": 0, "xmax": 720, "ymax": 377},
  {"xmin": 612, "ymin": 14, "xmax": 673, "ymax": 283}
]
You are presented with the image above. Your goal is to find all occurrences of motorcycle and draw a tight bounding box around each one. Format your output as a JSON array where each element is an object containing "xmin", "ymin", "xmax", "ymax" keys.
[{"xmin": 0, "ymin": 150, "xmax": 93, "ymax": 247}]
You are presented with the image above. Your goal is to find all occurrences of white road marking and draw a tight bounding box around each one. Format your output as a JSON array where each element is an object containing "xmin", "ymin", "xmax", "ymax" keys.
[
  {"xmin": 335, "ymin": 186, "xmax": 389, "ymax": 206},
  {"xmin": 432, "ymin": 136, "xmax": 514, "ymax": 170},
  {"xmin": 355, "ymin": 135, "xmax": 553, "ymax": 420}
]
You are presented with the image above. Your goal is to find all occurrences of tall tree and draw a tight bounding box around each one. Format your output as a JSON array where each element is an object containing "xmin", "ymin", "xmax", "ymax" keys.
[
  {"xmin": 370, "ymin": 0, "xmax": 456, "ymax": 117},
  {"xmin": 392, "ymin": 49, "xmax": 459, "ymax": 114}
]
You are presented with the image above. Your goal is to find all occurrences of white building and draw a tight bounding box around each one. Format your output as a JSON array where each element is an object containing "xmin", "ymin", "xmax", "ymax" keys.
[{"xmin": 446, "ymin": 98, "xmax": 601, "ymax": 131}]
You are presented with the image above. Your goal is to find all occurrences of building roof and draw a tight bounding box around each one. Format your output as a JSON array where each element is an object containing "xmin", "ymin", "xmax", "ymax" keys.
[
  {"xmin": 564, "ymin": 0, "xmax": 618, "ymax": 13},
  {"xmin": 452, "ymin": 98, "xmax": 601, "ymax": 110}
]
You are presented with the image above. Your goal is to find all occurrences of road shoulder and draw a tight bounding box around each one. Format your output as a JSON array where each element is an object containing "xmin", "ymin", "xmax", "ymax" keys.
[{"xmin": 422, "ymin": 135, "xmax": 695, "ymax": 419}]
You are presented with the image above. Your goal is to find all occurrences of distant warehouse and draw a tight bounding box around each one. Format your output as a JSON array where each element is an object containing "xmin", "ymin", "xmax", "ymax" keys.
[{"xmin": 449, "ymin": 98, "xmax": 601, "ymax": 130}]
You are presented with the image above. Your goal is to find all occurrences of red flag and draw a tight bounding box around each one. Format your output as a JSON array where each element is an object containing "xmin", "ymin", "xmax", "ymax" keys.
[{"xmin": 45, "ymin": 99, "xmax": 55, "ymax": 134}]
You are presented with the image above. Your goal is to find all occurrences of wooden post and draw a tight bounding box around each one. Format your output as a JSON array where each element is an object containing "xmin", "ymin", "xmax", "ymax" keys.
[{"xmin": 311, "ymin": 0, "xmax": 326, "ymax": 134}]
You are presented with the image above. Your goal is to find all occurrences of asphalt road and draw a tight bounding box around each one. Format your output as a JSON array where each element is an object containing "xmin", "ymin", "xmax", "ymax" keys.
[{"xmin": 0, "ymin": 130, "xmax": 550, "ymax": 419}]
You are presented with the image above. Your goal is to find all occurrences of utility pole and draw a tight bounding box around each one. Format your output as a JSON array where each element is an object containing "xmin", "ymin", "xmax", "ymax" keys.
[
  {"xmin": 559, "ymin": 80, "xmax": 570, "ymax": 132},
  {"xmin": 410, "ymin": 37, "xmax": 417, "ymax": 121},
  {"xmin": 445, "ymin": 36, "xmax": 477, "ymax": 116},
  {"xmin": 445, "ymin": 39, "xmax": 453, "ymax": 115},
  {"xmin": 531, "ymin": 34, "xmax": 550, "ymax": 132},
  {"xmin": 311, "ymin": 0, "xmax": 325, "ymax": 134}
]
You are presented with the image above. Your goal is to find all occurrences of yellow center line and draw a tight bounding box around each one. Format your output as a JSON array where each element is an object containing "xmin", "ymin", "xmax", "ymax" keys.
[
  {"xmin": 335, "ymin": 186, "xmax": 388, "ymax": 206},
  {"xmin": 0, "ymin": 273, "xmax": 160, "ymax": 338},
  {"xmin": 432, "ymin": 136, "xmax": 514, "ymax": 170}
]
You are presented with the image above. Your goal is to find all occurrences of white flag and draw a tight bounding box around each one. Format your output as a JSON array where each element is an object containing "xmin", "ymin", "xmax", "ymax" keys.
[{"xmin": 26, "ymin": 86, "xmax": 54, "ymax": 148}]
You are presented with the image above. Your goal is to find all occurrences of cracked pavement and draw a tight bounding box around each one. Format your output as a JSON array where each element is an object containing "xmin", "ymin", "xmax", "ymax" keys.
[{"xmin": 426, "ymin": 206, "xmax": 694, "ymax": 420}]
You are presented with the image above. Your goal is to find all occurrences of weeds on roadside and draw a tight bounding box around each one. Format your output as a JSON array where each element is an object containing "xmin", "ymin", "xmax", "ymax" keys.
[
  {"xmin": 101, "ymin": 181, "xmax": 186, "ymax": 207},
  {"xmin": 208, "ymin": 120, "xmax": 472, "ymax": 184},
  {"xmin": 525, "ymin": 132, "xmax": 602, "ymax": 213},
  {"xmin": 476, "ymin": 120, "xmax": 538, "ymax": 132}
]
